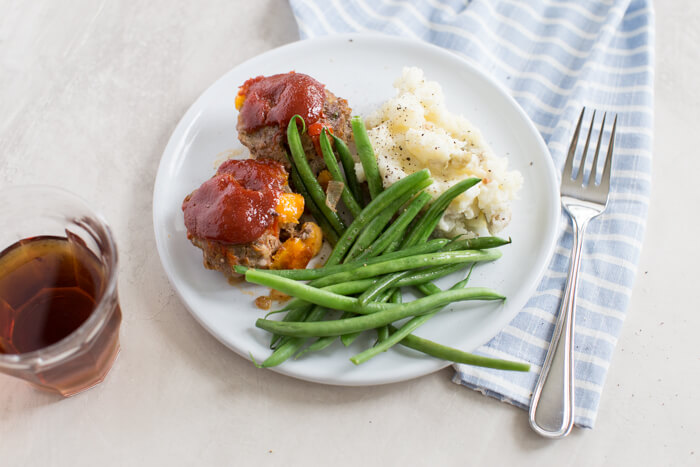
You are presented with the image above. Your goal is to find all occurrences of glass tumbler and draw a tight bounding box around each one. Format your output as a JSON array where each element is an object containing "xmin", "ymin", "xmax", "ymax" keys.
[{"xmin": 0, "ymin": 186, "xmax": 121, "ymax": 396}]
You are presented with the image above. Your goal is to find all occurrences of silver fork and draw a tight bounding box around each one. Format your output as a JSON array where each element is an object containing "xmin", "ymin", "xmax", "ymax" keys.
[{"xmin": 528, "ymin": 108, "xmax": 617, "ymax": 439}]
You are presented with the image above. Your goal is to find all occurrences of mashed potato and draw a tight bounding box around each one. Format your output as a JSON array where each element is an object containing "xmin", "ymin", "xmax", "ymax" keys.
[{"xmin": 356, "ymin": 67, "xmax": 523, "ymax": 236}]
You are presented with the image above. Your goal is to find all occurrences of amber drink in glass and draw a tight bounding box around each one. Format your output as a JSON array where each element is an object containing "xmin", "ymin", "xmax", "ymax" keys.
[{"xmin": 0, "ymin": 186, "xmax": 121, "ymax": 396}]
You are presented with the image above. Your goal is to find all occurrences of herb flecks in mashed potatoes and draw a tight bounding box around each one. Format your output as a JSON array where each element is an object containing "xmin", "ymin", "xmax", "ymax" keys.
[{"xmin": 357, "ymin": 67, "xmax": 523, "ymax": 236}]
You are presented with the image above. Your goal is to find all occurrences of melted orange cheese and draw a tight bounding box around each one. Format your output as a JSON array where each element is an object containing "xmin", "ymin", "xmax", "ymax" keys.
[{"xmin": 271, "ymin": 222, "xmax": 323, "ymax": 270}]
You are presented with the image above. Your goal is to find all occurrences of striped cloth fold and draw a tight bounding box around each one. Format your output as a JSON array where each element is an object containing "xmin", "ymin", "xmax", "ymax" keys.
[{"xmin": 289, "ymin": 0, "xmax": 653, "ymax": 428}]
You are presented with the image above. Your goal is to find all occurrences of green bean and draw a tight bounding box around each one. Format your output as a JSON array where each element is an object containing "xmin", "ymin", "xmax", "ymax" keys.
[
  {"xmin": 375, "ymin": 326, "xmax": 390, "ymax": 343},
  {"xmin": 294, "ymin": 311, "xmax": 354, "ymax": 360},
  {"xmin": 294, "ymin": 335, "xmax": 337, "ymax": 359},
  {"xmin": 417, "ymin": 282, "xmax": 442, "ymax": 296},
  {"xmin": 266, "ymin": 299, "xmax": 310, "ymax": 318},
  {"xmin": 310, "ymin": 249, "xmax": 502, "ymax": 288},
  {"xmin": 328, "ymin": 235, "xmax": 448, "ymax": 269},
  {"xmin": 344, "ymin": 213, "xmax": 389, "ymax": 261},
  {"xmin": 383, "ymin": 237, "xmax": 402, "ymax": 255},
  {"xmin": 344, "ymin": 188, "xmax": 418, "ymax": 261},
  {"xmin": 375, "ymin": 288, "xmax": 395, "ymax": 303},
  {"xmin": 288, "ymin": 160, "xmax": 339, "ymax": 246},
  {"xmin": 269, "ymin": 303, "xmax": 313, "ymax": 349},
  {"xmin": 259, "ymin": 305, "xmax": 327, "ymax": 367},
  {"xmin": 375, "ymin": 290, "xmax": 402, "ymax": 343},
  {"xmin": 293, "ymin": 311, "xmax": 346, "ymax": 360},
  {"xmin": 259, "ymin": 338, "xmax": 302, "ymax": 367},
  {"xmin": 330, "ymin": 135, "xmax": 363, "ymax": 206},
  {"xmin": 266, "ymin": 299, "xmax": 312, "ymax": 319},
  {"xmin": 396, "ymin": 331, "xmax": 530, "ymax": 371},
  {"xmin": 287, "ymin": 115, "xmax": 346, "ymax": 235},
  {"xmin": 319, "ymin": 129, "xmax": 362, "ymax": 218},
  {"xmin": 326, "ymin": 264, "xmax": 464, "ymax": 293},
  {"xmin": 452, "ymin": 263, "xmax": 476, "ymax": 290},
  {"xmin": 356, "ymin": 192, "xmax": 433, "ymax": 260},
  {"xmin": 317, "ymin": 279, "xmax": 376, "ymax": 294},
  {"xmin": 340, "ymin": 287, "xmax": 397, "ymax": 347},
  {"xmin": 402, "ymin": 177, "xmax": 481, "ymax": 247},
  {"xmin": 397, "ymin": 263, "xmax": 465, "ymax": 285},
  {"xmin": 354, "ymin": 314, "xmax": 432, "ymax": 365},
  {"xmin": 280, "ymin": 302, "xmax": 314, "ymax": 322},
  {"xmin": 351, "ymin": 116, "xmax": 383, "ymax": 199},
  {"xmin": 279, "ymin": 279, "xmax": 378, "ymax": 313},
  {"xmin": 450, "ymin": 236, "xmax": 512, "ymax": 250},
  {"xmin": 358, "ymin": 270, "xmax": 410, "ymax": 306},
  {"xmin": 255, "ymin": 287, "xmax": 505, "ymax": 338},
  {"xmin": 340, "ymin": 330, "xmax": 362, "ymax": 347},
  {"xmin": 340, "ymin": 328, "xmax": 361, "ymax": 347}
]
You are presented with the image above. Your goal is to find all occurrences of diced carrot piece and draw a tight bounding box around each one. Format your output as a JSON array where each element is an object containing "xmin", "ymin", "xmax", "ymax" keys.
[
  {"xmin": 275, "ymin": 193, "xmax": 304, "ymax": 224},
  {"xmin": 317, "ymin": 170, "xmax": 332, "ymax": 191},
  {"xmin": 235, "ymin": 94, "xmax": 246, "ymax": 110},
  {"xmin": 303, "ymin": 222, "xmax": 323, "ymax": 256}
]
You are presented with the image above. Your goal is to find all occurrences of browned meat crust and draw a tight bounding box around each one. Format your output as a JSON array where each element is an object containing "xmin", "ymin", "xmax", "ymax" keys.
[{"xmin": 189, "ymin": 232, "xmax": 280, "ymax": 280}]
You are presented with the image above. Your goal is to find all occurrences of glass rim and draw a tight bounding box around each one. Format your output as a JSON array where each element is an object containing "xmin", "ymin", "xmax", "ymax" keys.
[{"xmin": 0, "ymin": 185, "xmax": 119, "ymax": 370}]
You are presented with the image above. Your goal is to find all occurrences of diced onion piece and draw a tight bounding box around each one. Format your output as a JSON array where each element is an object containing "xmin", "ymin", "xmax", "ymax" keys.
[{"xmin": 325, "ymin": 180, "xmax": 344, "ymax": 213}]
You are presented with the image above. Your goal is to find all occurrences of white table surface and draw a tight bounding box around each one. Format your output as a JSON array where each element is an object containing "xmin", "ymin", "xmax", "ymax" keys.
[{"xmin": 1, "ymin": 1, "xmax": 698, "ymax": 465}]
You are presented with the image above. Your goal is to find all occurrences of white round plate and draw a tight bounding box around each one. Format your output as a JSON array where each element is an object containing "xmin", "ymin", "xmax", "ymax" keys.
[{"xmin": 153, "ymin": 33, "xmax": 560, "ymax": 386}]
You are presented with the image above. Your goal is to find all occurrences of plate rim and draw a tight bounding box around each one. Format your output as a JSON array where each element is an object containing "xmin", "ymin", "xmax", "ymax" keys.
[{"xmin": 152, "ymin": 32, "xmax": 561, "ymax": 386}]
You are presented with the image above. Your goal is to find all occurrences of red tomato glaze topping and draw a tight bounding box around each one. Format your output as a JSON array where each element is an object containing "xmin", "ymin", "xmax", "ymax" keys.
[
  {"xmin": 237, "ymin": 72, "xmax": 326, "ymax": 132},
  {"xmin": 182, "ymin": 159, "xmax": 287, "ymax": 244},
  {"xmin": 216, "ymin": 158, "xmax": 287, "ymax": 192}
]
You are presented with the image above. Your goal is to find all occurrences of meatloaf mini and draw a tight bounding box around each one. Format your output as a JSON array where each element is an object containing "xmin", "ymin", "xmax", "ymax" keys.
[
  {"xmin": 182, "ymin": 158, "xmax": 322, "ymax": 280},
  {"xmin": 235, "ymin": 72, "xmax": 353, "ymax": 173}
]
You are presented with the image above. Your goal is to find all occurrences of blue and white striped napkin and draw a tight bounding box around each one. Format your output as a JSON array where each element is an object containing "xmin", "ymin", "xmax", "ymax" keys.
[{"xmin": 289, "ymin": 0, "xmax": 653, "ymax": 428}]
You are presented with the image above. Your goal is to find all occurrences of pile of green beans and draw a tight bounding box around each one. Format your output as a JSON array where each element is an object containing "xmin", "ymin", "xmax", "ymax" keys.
[{"xmin": 244, "ymin": 115, "xmax": 529, "ymax": 373}]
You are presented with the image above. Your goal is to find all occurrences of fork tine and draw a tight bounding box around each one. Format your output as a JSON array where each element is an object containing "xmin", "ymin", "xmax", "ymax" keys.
[
  {"xmin": 562, "ymin": 107, "xmax": 585, "ymax": 182},
  {"xmin": 600, "ymin": 114, "xmax": 617, "ymax": 195},
  {"xmin": 576, "ymin": 110, "xmax": 597, "ymax": 184},
  {"xmin": 588, "ymin": 112, "xmax": 606, "ymax": 186}
]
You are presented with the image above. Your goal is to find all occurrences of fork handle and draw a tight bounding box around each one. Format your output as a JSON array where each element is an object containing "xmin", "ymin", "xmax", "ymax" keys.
[{"xmin": 528, "ymin": 210, "xmax": 590, "ymax": 438}]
